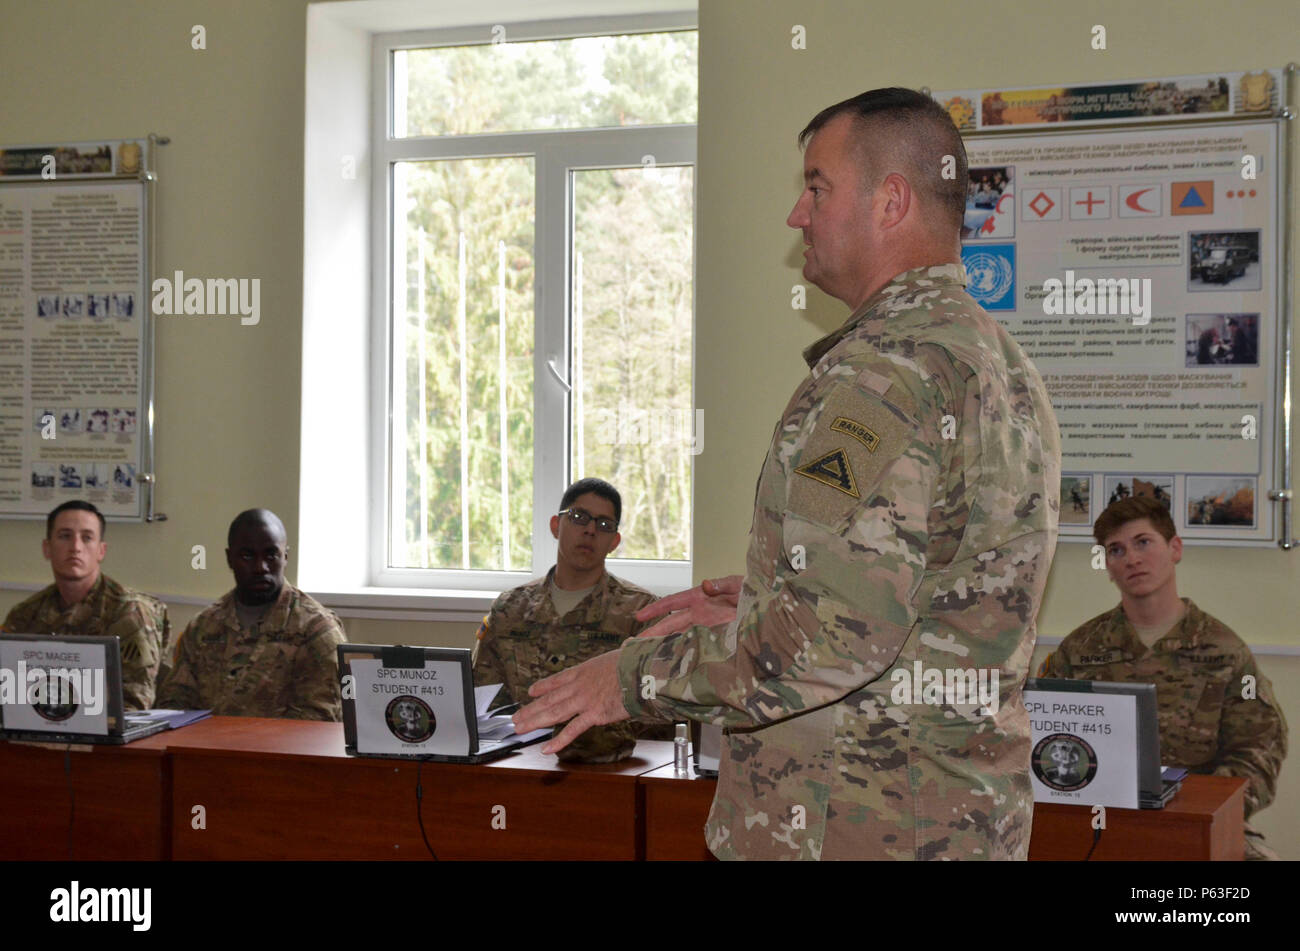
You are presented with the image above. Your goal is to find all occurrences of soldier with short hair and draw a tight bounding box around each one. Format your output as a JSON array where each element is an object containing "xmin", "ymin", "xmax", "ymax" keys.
[
  {"xmin": 1041, "ymin": 495, "xmax": 1287, "ymax": 860},
  {"xmin": 514, "ymin": 87, "xmax": 1061, "ymax": 860},
  {"xmin": 157, "ymin": 508, "xmax": 346, "ymax": 720},
  {"xmin": 2, "ymin": 500, "xmax": 169, "ymax": 710},
  {"xmin": 472, "ymin": 478, "xmax": 672, "ymax": 763}
]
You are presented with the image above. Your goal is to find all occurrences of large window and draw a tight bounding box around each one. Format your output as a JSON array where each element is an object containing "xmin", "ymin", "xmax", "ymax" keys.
[{"xmin": 373, "ymin": 19, "xmax": 697, "ymax": 591}]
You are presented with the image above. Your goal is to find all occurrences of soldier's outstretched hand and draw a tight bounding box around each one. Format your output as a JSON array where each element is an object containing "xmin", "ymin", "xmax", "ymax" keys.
[
  {"xmin": 513, "ymin": 650, "xmax": 629, "ymax": 755},
  {"xmin": 634, "ymin": 574, "xmax": 743, "ymax": 638}
]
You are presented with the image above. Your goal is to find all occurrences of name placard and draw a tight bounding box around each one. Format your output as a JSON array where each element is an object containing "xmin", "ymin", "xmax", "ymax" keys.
[
  {"xmin": 0, "ymin": 640, "xmax": 109, "ymax": 734},
  {"xmin": 1026, "ymin": 689, "xmax": 1138, "ymax": 809},
  {"xmin": 350, "ymin": 658, "xmax": 469, "ymax": 756}
]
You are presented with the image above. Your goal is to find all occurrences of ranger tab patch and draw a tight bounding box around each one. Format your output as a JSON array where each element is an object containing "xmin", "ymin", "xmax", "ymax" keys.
[
  {"xmin": 794, "ymin": 448, "xmax": 859, "ymax": 498},
  {"xmin": 830, "ymin": 416, "xmax": 880, "ymax": 452}
]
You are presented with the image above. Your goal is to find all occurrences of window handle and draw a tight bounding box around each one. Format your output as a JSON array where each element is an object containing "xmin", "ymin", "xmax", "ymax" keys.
[{"xmin": 546, "ymin": 358, "xmax": 571, "ymax": 392}]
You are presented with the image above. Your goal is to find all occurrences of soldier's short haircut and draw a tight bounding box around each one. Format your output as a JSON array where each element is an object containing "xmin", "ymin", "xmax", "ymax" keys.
[
  {"xmin": 47, "ymin": 500, "xmax": 105, "ymax": 539},
  {"xmin": 227, "ymin": 508, "xmax": 287, "ymax": 547},
  {"xmin": 1093, "ymin": 496, "xmax": 1177, "ymax": 546},
  {"xmin": 798, "ymin": 87, "xmax": 969, "ymax": 235},
  {"xmin": 560, "ymin": 477, "xmax": 622, "ymax": 526}
]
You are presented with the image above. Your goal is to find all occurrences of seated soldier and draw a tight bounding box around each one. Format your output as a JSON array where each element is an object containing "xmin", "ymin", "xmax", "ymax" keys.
[
  {"xmin": 2, "ymin": 501, "xmax": 168, "ymax": 710},
  {"xmin": 157, "ymin": 508, "xmax": 347, "ymax": 720},
  {"xmin": 473, "ymin": 478, "xmax": 673, "ymax": 762},
  {"xmin": 1042, "ymin": 496, "xmax": 1288, "ymax": 859}
]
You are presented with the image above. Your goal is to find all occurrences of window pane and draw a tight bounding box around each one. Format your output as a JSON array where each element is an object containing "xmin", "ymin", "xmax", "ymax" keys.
[
  {"xmin": 395, "ymin": 31, "xmax": 698, "ymax": 137},
  {"xmin": 391, "ymin": 158, "xmax": 535, "ymax": 570},
  {"xmin": 571, "ymin": 165, "xmax": 693, "ymax": 561}
]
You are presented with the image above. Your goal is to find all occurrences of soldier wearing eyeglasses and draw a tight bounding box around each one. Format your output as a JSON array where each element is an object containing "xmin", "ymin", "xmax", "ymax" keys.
[
  {"xmin": 157, "ymin": 508, "xmax": 347, "ymax": 720},
  {"xmin": 472, "ymin": 478, "xmax": 672, "ymax": 762}
]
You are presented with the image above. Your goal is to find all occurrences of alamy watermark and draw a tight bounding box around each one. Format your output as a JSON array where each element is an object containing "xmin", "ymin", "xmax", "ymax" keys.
[
  {"xmin": 889, "ymin": 661, "xmax": 1000, "ymax": 714},
  {"xmin": 151, "ymin": 270, "xmax": 260, "ymax": 325},
  {"xmin": 1041, "ymin": 270, "xmax": 1151, "ymax": 325},
  {"xmin": 0, "ymin": 662, "xmax": 104, "ymax": 716},
  {"xmin": 590, "ymin": 404, "xmax": 703, "ymax": 455}
]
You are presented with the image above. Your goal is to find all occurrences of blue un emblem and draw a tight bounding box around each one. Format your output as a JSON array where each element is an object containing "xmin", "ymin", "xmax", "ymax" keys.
[{"xmin": 961, "ymin": 243, "xmax": 1016, "ymax": 311}]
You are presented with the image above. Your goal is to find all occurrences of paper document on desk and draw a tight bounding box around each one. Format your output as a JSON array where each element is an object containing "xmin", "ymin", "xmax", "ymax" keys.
[
  {"xmin": 474, "ymin": 685, "xmax": 548, "ymax": 745},
  {"xmin": 131, "ymin": 709, "xmax": 212, "ymax": 729}
]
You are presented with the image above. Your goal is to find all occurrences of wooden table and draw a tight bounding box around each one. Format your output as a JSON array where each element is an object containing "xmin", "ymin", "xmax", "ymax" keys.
[
  {"xmin": 0, "ymin": 731, "xmax": 172, "ymax": 860},
  {"xmin": 167, "ymin": 717, "xmax": 674, "ymax": 860},
  {"xmin": 1027, "ymin": 775, "xmax": 1246, "ymax": 861},
  {"xmin": 638, "ymin": 769, "xmax": 1247, "ymax": 861},
  {"xmin": 640, "ymin": 763, "xmax": 717, "ymax": 861}
]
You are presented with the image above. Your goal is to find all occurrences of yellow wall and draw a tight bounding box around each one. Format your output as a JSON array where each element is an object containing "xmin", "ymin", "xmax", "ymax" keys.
[{"xmin": 0, "ymin": 0, "xmax": 1296, "ymax": 857}]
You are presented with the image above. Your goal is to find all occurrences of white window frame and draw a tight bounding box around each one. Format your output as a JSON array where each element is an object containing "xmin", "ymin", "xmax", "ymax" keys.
[{"xmin": 368, "ymin": 14, "xmax": 697, "ymax": 594}]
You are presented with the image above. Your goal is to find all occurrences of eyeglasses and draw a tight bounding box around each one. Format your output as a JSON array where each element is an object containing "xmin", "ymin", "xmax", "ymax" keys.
[{"xmin": 558, "ymin": 508, "xmax": 618, "ymax": 533}]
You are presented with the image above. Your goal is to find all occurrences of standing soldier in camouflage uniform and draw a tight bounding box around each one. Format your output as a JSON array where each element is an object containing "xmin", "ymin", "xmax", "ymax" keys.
[
  {"xmin": 1041, "ymin": 496, "xmax": 1287, "ymax": 859},
  {"xmin": 514, "ymin": 88, "xmax": 1061, "ymax": 859},
  {"xmin": 473, "ymin": 478, "xmax": 673, "ymax": 762},
  {"xmin": 3, "ymin": 500, "xmax": 168, "ymax": 710},
  {"xmin": 157, "ymin": 509, "xmax": 346, "ymax": 720}
]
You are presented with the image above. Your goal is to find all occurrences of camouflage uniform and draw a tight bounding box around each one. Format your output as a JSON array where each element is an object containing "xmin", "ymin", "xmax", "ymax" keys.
[
  {"xmin": 473, "ymin": 567, "xmax": 674, "ymax": 762},
  {"xmin": 157, "ymin": 583, "xmax": 346, "ymax": 721},
  {"xmin": 2, "ymin": 573, "xmax": 169, "ymax": 711},
  {"xmin": 1043, "ymin": 599, "xmax": 1288, "ymax": 858},
  {"xmin": 619, "ymin": 264, "xmax": 1061, "ymax": 860}
]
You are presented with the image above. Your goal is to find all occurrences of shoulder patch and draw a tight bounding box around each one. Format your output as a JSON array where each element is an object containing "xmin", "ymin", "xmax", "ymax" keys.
[
  {"xmin": 795, "ymin": 448, "xmax": 859, "ymax": 498},
  {"xmin": 830, "ymin": 416, "xmax": 880, "ymax": 452}
]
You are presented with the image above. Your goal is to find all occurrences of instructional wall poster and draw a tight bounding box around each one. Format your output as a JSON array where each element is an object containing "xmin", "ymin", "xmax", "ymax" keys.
[
  {"xmin": 937, "ymin": 71, "xmax": 1284, "ymax": 545},
  {"xmin": 0, "ymin": 140, "xmax": 148, "ymax": 519}
]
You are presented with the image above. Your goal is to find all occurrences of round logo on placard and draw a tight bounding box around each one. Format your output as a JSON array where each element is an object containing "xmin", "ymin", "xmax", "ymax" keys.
[
  {"xmin": 30, "ymin": 669, "xmax": 80, "ymax": 722},
  {"xmin": 1032, "ymin": 732, "xmax": 1098, "ymax": 791},
  {"xmin": 385, "ymin": 695, "xmax": 435, "ymax": 743}
]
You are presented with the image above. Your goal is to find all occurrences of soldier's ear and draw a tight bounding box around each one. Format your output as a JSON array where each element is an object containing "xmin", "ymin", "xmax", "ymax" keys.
[
  {"xmin": 608, "ymin": 532, "xmax": 621, "ymax": 554},
  {"xmin": 41, "ymin": 537, "xmax": 53, "ymax": 562},
  {"xmin": 549, "ymin": 515, "xmax": 560, "ymax": 540},
  {"xmin": 1169, "ymin": 535, "xmax": 1183, "ymax": 563}
]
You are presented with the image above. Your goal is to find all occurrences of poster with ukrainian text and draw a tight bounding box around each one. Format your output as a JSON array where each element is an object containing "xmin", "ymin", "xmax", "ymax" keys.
[
  {"xmin": 0, "ymin": 149, "xmax": 148, "ymax": 520},
  {"xmin": 957, "ymin": 119, "xmax": 1279, "ymax": 544}
]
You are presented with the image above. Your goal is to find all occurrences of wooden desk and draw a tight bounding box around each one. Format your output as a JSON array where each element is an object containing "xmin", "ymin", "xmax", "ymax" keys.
[
  {"xmin": 167, "ymin": 717, "xmax": 673, "ymax": 860},
  {"xmin": 1027, "ymin": 775, "xmax": 1246, "ymax": 861},
  {"xmin": 640, "ymin": 763, "xmax": 717, "ymax": 861},
  {"xmin": 638, "ymin": 769, "xmax": 1246, "ymax": 861},
  {"xmin": 0, "ymin": 732, "xmax": 172, "ymax": 860}
]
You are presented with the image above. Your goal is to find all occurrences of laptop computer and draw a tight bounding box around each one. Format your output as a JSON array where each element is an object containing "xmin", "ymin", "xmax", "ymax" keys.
[
  {"xmin": 0, "ymin": 633, "xmax": 168, "ymax": 745},
  {"xmin": 1025, "ymin": 678, "xmax": 1182, "ymax": 809},
  {"xmin": 339, "ymin": 644, "xmax": 549, "ymax": 764}
]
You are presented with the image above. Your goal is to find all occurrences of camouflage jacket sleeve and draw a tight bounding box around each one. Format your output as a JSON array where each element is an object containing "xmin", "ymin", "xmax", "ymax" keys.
[
  {"xmin": 156, "ymin": 619, "xmax": 203, "ymax": 710},
  {"xmin": 283, "ymin": 617, "xmax": 347, "ymax": 722},
  {"xmin": 1209, "ymin": 652, "xmax": 1288, "ymax": 817},
  {"xmin": 620, "ymin": 363, "xmax": 944, "ymax": 727},
  {"xmin": 471, "ymin": 605, "xmax": 513, "ymax": 708},
  {"xmin": 105, "ymin": 597, "xmax": 168, "ymax": 710}
]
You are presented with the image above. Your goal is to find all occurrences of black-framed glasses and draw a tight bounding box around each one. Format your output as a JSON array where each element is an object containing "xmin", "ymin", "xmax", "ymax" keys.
[{"xmin": 558, "ymin": 508, "xmax": 618, "ymax": 533}]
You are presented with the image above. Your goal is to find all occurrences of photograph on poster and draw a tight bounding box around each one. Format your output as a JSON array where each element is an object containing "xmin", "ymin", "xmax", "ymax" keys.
[
  {"xmin": 87, "ymin": 293, "xmax": 111, "ymax": 320},
  {"xmin": 30, "ymin": 465, "xmax": 55, "ymax": 488},
  {"xmin": 84, "ymin": 464, "xmax": 110, "ymax": 490},
  {"xmin": 111, "ymin": 291, "xmax": 135, "ymax": 318},
  {"xmin": 61, "ymin": 294, "xmax": 85, "ymax": 318},
  {"xmin": 111, "ymin": 408, "xmax": 137, "ymax": 434},
  {"xmin": 87, "ymin": 408, "xmax": 110, "ymax": 433},
  {"xmin": 36, "ymin": 296, "xmax": 59, "ymax": 318},
  {"xmin": 962, "ymin": 166, "xmax": 1014, "ymax": 239},
  {"xmin": 58, "ymin": 408, "xmax": 82, "ymax": 434},
  {"xmin": 58, "ymin": 463, "xmax": 83, "ymax": 489},
  {"xmin": 1060, "ymin": 475, "xmax": 1092, "ymax": 525},
  {"xmin": 1185, "ymin": 313, "xmax": 1259, "ymax": 367},
  {"xmin": 1186, "ymin": 475, "xmax": 1256, "ymax": 527},
  {"xmin": 1104, "ymin": 475, "xmax": 1173, "ymax": 511},
  {"xmin": 1188, "ymin": 230, "xmax": 1261, "ymax": 291}
]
